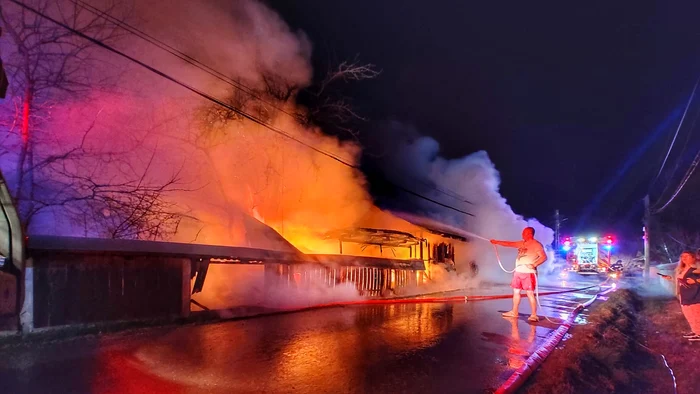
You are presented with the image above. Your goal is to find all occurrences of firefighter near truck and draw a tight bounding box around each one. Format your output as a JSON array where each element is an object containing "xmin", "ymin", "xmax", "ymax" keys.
[{"xmin": 560, "ymin": 235, "xmax": 618, "ymax": 277}]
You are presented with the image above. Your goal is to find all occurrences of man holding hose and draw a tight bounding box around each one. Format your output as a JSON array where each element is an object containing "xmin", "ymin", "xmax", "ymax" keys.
[{"xmin": 490, "ymin": 227, "xmax": 548, "ymax": 322}]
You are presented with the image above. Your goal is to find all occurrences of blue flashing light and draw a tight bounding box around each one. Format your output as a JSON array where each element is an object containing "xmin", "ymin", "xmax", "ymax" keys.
[
  {"xmin": 563, "ymin": 245, "xmax": 571, "ymax": 252},
  {"xmin": 605, "ymin": 245, "xmax": 612, "ymax": 250}
]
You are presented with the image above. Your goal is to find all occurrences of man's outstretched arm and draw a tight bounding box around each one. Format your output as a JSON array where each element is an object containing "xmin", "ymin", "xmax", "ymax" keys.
[{"xmin": 490, "ymin": 240, "xmax": 520, "ymax": 248}]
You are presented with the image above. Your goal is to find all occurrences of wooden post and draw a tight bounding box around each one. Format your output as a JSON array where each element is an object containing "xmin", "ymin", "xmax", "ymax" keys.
[
  {"xmin": 181, "ymin": 259, "xmax": 191, "ymax": 318},
  {"xmin": 20, "ymin": 258, "xmax": 33, "ymax": 333}
]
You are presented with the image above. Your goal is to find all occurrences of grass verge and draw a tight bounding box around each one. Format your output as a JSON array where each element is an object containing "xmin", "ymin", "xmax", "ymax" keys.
[{"xmin": 519, "ymin": 289, "xmax": 673, "ymax": 394}]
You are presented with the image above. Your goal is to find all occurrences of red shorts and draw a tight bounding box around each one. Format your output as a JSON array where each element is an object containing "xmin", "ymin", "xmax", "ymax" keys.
[{"xmin": 511, "ymin": 273, "xmax": 536, "ymax": 291}]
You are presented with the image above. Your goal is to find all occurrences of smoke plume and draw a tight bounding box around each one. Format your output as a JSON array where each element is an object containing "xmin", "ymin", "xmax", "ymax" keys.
[{"xmin": 367, "ymin": 122, "xmax": 555, "ymax": 282}]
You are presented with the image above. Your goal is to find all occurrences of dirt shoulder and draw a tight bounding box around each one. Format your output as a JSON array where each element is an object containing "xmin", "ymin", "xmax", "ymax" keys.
[
  {"xmin": 519, "ymin": 289, "xmax": 675, "ymax": 394},
  {"xmin": 639, "ymin": 292, "xmax": 700, "ymax": 393}
]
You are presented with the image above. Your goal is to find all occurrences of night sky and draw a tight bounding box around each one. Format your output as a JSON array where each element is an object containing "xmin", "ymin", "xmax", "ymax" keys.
[{"xmin": 267, "ymin": 1, "xmax": 700, "ymax": 236}]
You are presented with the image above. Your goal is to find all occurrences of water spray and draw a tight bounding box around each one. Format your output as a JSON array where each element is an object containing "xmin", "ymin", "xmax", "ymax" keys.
[{"xmin": 463, "ymin": 231, "xmax": 515, "ymax": 273}]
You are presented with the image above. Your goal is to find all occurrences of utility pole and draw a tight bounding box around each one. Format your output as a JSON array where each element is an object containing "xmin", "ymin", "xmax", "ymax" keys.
[
  {"xmin": 553, "ymin": 209, "xmax": 567, "ymax": 248},
  {"xmin": 554, "ymin": 209, "xmax": 560, "ymax": 248},
  {"xmin": 643, "ymin": 195, "xmax": 650, "ymax": 279}
]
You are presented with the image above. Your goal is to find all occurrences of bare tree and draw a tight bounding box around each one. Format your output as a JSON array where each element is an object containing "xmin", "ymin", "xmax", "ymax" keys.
[
  {"xmin": 295, "ymin": 57, "xmax": 380, "ymax": 140},
  {"xmin": 0, "ymin": 0, "xmax": 185, "ymax": 239},
  {"xmin": 199, "ymin": 56, "xmax": 379, "ymax": 143},
  {"xmin": 197, "ymin": 81, "xmax": 261, "ymax": 141},
  {"xmin": 31, "ymin": 127, "xmax": 187, "ymax": 239},
  {"xmin": 649, "ymin": 224, "xmax": 700, "ymax": 265},
  {"xmin": 260, "ymin": 72, "xmax": 300, "ymax": 104}
]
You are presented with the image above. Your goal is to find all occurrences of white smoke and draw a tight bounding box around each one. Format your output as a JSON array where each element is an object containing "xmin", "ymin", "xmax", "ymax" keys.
[
  {"xmin": 192, "ymin": 264, "xmax": 363, "ymax": 313},
  {"xmin": 128, "ymin": 0, "xmax": 313, "ymax": 93},
  {"xmin": 372, "ymin": 122, "xmax": 555, "ymax": 283}
]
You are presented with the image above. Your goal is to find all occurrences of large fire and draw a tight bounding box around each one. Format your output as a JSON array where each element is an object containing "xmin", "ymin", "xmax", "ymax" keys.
[
  {"xmin": 148, "ymin": 96, "xmax": 467, "ymax": 308},
  {"xmin": 153, "ymin": 100, "xmax": 464, "ymax": 265}
]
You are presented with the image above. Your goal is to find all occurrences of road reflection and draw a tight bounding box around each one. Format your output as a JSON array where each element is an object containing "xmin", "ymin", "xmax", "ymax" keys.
[
  {"xmin": 503, "ymin": 316, "xmax": 536, "ymax": 369},
  {"xmin": 128, "ymin": 303, "xmax": 455, "ymax": 392},
  {"xmin": 0, "ymin": 285, "xmax": 607, "ymax": 394}
]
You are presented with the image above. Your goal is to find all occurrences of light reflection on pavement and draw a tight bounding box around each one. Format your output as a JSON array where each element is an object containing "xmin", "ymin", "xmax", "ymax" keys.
[{"xmin": 0, "ymin": 278, "xmax": 608, "ymax": 394}]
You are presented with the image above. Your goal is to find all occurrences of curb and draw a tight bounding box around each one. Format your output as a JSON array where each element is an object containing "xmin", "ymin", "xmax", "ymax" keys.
[{"xmin": 494, "ymin": 284, "xmax": 616, "ymax": 394}]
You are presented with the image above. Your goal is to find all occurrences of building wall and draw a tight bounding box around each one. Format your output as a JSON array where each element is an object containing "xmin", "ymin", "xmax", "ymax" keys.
[
  {"xmin": 0, "ymin": 271, "xmax": 16, "ymax": 316},
  {"xmin": 31, "ymin": 251, "xmax": 189, "ymax": 328}
]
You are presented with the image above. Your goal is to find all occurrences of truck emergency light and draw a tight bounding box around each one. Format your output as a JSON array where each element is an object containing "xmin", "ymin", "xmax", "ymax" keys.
[{"xmin": 562, "ymin": 239, "xmax": 571, "ymax": 251}]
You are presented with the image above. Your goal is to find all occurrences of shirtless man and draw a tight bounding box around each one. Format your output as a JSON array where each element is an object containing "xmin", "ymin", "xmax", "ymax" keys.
[{"xmin": 490, "ymin": 227, "xmax": 548, "ymax": 322}]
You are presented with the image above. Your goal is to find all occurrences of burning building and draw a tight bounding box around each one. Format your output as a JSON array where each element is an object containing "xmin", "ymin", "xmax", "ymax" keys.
[
  {"xmin": 187, "ymin": 206, "xmax": 473, "ymax": 311},
  {"xmin": 263, "ymin": 221, "xmax": 470, "ymax": 298}
]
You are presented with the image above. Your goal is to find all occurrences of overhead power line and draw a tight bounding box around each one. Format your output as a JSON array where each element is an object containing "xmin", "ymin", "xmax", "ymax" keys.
[
  {"xmin": 650, "ymin": 108, "xmax": 699, "ymax": 203},
  {"xmin": 9, "ymin": 0, "xmax": 474, "ymax": 217},
  {"xmin": 651, "ymin": 150, "xmax": 700, "ymax": 214},
  {"xmin": 649, "ymin": 75, "xmax": 700, "ymax": 191}
]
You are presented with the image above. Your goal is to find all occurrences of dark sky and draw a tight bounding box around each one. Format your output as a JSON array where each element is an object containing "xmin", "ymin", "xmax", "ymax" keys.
[{"xmin": 267, "ymin": 1, "xmax": 700, "ymax": 236}]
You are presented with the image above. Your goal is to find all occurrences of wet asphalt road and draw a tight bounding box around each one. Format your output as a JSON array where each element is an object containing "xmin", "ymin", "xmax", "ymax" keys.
[{"xmin": 0, "ymin": 278, "xmax": 609, "ymax": 394}]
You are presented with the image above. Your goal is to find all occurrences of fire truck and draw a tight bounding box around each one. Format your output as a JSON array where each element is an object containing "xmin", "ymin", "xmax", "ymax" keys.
[{"xmin": 561, "ymin": 235, "xmax": 615, "ymax": 275}]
